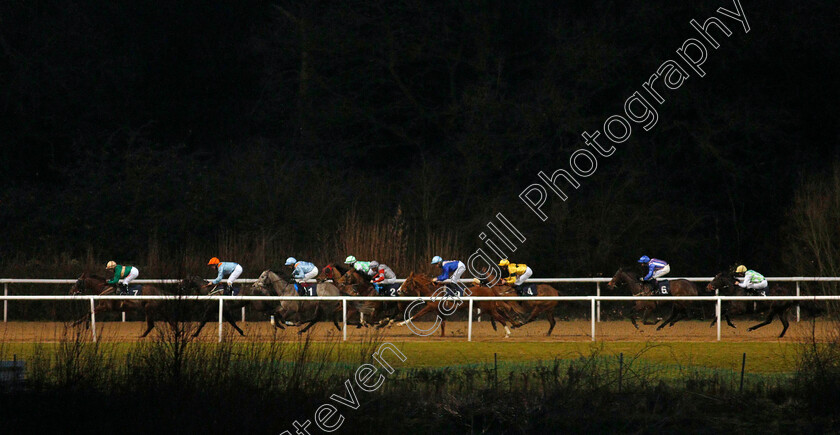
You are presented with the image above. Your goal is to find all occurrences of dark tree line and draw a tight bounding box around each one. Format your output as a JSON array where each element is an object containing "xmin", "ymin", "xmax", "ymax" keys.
[{"xmin": 1, "ymin": 1, "xmax": 838, "ymax": 277}]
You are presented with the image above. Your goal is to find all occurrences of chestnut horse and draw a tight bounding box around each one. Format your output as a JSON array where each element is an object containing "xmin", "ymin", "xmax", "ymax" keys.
[
  {"xmin": 706, "ymin": 271, "xmax": 796, "ymax": 338},
  {"xmin": 608, "ymin": 268, "xmax": 700, "ymax": 330},
  {"xmin": 395, "ymin": 272, "xmax": 521, "ymax": 338},
  {"xmin": 69, "ymin": 272, "xmax": 168, "ymax": 338},
  {"xmin": 477, "ymin": 272, "xmax": 560, "ymax": 336}
]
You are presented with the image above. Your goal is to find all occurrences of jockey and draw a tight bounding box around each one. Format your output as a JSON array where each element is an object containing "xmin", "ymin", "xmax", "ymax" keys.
[
  {"xmin": 498, "ymin": 259, "xmax": 533, "ymax": 295},
  {"xmin": 344, "ymin": 255, "xmax": 376, "ymax": 278},
  {"xmin": 734, "ymin": 265, "xmax": 768, "ymax": 296},
  {"xmin": 106, "ymin": 261, "xmax": 138, "ymax": 295},
  {"xmin": 638, "ymin": 255, "xmax": 670, "ymax": 294},
  {"xmin": 431, "ymin": 256, "xmax": 466, "ymax": 294},
  {"xmin": 370, "ymin": 261, "xmax": 398, "ymax": 296},
  {"xmin": 207, "ymin": 257, "xmax": 243, "ymax": 293},
  {"xmin": 285, "ymin": 257, "xmax": 319, "ymax": 295}
]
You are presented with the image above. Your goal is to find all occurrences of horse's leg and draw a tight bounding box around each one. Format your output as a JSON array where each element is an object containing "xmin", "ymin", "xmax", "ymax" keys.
[
  {"xmin": 657, "ymin": 305, "xmax": 677, "ymax": 331},
  {"xmin": 668, "ymin": 305, "xmax": 688, "ymax": 327},
  {"xmin": 192, "ymin": 318, "xmax": 210, "ymax": 337},
  {"xmin": 140, "ymin": 312, "xmax": 155, "ymax": 338},
  {"xmin": 778, "ymin": 307, "xmax": 791, "ymax": 338},
  {"xmin": 489, "ymin": 317, "xmax": 498, "ymax": 331},
  {"xmin": 748, "ymin": 310, "xmax": 776, "ymax": 332},
  {"xmin": 223, "ymin": 308, "xmax": 245, "ymax": 336},
  {"xmin": 725, "ymin": 312, "xmax": 737, "ymax": 329},
  {"xmin": 440, "ymin": 319, "xmax": 445, "ymax": 337},
  {"xmin": 397, "ymin": 302, "xmax": 439, "ymax": 326},
  {"xmin": 490, "ymin": 310, "xmax": 511, "ymax": 338},
  {"xmin": 297, "ymin": 318, "xmax": 318, "ymax": 334},
  {"xmin": 642, "ymin": 303, "xmax": 659, "ymax": 325},
  {"xmin": 545, "ymin": 309, "xmax": 556, "ymax": 336}
]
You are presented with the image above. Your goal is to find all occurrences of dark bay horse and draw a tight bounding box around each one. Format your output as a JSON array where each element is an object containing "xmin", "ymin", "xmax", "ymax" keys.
[
  {"xmin": 395, "ymin": 272, "xmax": 521, "ymax": 338},
  {"xmin": 69, "ymin": 272, "xmax": 167, "ymax": 338},
  {"xmin": 177, "ymin": 276, "xmax": 271, "ymax": 338},
  {"xmin": 477, "ymin": 272, "xmax": 561, "ymax": 336},
  {"xmin": 706, "ymin": 271, "xmax": 796, "ymax": 338},
  {"xmin": 252, "ymin": 270, "xmax": 343, "ymax": 334},
  {"xmin": 608, "ymin": 268, "xmax": 700, "ymax": 330}
]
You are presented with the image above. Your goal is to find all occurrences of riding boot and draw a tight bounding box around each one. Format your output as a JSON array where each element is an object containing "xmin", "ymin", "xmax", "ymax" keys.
[{"xmin": 120, "ymin": 283, "xmax": 128, "ymax": 295}]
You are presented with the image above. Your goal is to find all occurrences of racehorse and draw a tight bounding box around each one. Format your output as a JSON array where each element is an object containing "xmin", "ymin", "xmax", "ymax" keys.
[
  {"xmin": 177, "ymin": 276, "xmax": 279, "ymax": 338},
  {"xmin": 706, "ymin": 271, "xmax": 796, "ymax": 338},
  {"xmin": 252, "ymin": 270, "xmax": 343, "ymax": 334},
  {"xmin": 395, "ymin": 272, "xmax": 521, "ymax": 338},
  {"xmin": 321, "ymin": 263, "xmax": 350, "ymax": 282},
  {"xmin": 334, "ymin": 268, "xmax": 403, "ymax": 327},
  {"xmin": 477, "ymin": 271, "xmax": 561, "ymax": 336},
  {"xmin": 69, "ymin": 272, "xmax": 168, "ymax": 338},
  {"xmin": 608, "ymin": 268, "xmax": 700, "ymax": 330}
]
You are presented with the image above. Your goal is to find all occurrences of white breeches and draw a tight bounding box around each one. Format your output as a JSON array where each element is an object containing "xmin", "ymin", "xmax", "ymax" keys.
[
  {"xmin": 122, "ymin": 268, "xmax": 139, "ymax": 285},
  {"xmin": 514, "ymin": 267, "xmax": 533, "ymax": 286},
  {"xmin": 741, "ymin": 279, "xmax": 768, "ymax": 290},
  {"xmin": 651, "ymin": 265, "xmax": 670, "ymax": 279},
  {"xmin": 450, "ymin": 263, "xmax": 466, "ymax": 283},
  {"xmin": 227, "ymin": 264, "xmax": 243, "ymax": 286},
  {"xmin": 299, "ymin": 267, "xmax": 319, "ymax": 282}
]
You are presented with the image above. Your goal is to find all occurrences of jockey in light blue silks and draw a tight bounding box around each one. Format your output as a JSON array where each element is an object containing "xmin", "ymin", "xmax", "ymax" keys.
[
  {"xmin": 431, "ymin": 256, "xmax": 466, "ymax": 296},
  {"xmin": 638, "ymin": 255, "xmax": 670, "ymax": 295},
  {"xmin": 207, "ymin": 257, "xmax": 243, "ymax": 295},
  {"xmin": 286, "ymin": 257, "xmax": 319, "ymax": 296}
]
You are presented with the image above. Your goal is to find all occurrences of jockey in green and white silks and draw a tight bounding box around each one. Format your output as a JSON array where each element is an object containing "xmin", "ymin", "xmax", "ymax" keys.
[
  {"xmin": 734, "ymin": 265, "xmax": 768, "ymax": 295},
  {"xmin": 106, "ymin": 261, "xmax": 138, "ymax": 294},
  {"xmin": 344, "ymin": 255, "xmax": 376, "ymax": 278}
]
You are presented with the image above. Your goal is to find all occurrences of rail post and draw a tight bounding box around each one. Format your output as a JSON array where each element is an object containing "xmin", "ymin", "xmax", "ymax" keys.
[
  {"xmin": 716, "ymin": 297, "xmax": 721, "ymax": 342},
  {"xmin": 596, "ymin": 282, "xmax": 601, "ymax": 322},
  {"xmin": 342, "ymin": 299, "xmax": 347, "ymax": 341},
  {"xmin": 796, "ymin": 281, "xmax": 801, "ymax": 322},
  {"xmin": 3, "ymin": 283, "xmax": 7, "ymax": 323},
  {"xmin": 218, "ymin": 298, "xmax": 223, "ymax": 343},
  {"xmin": 90, "ymin": 298, "xmax": 97, "ymax": 343},
  {"xmin": 467, "ymin": 299, "xmax": 474, "ymax": 342},
  {"xmin": 590, "ymin": 298, "xmax": 596, "ymax": 341},
  {"xmin": 122, "ymin": 312, "xmax": 126, "ymax": 322},
  {"xmin": 241, "ymin": 306, "xmax": 246, "ymax": 323}
]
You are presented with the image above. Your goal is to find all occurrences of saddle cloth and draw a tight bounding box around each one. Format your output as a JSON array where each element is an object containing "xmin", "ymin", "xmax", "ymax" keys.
[
  {"xmin": 295, "ymin": 283, "xmax": 317, "ymax": 297},
  {"xmin": 650, "ymin": 280, "xmax": 670, "ymax": 295},
  {"xmin": 127, "ymin": 284, "xmax": 143, "ymax": 296},
  {"xmin": 516, "ymin": 283, "xmax": 538, "ymax": 297},
  {"xmin": 374, "ymin": 283, "xmax": 398, "ymax": 297}
]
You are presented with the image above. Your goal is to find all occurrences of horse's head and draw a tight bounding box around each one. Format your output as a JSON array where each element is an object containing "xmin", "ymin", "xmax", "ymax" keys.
[
  {"xmin": 707, "ymin": 272, "xmax": 735, "ymax": 294},
  {"xmin": 178, "ymin": 276, "xmax": 205, "ymax": 294},
  {"xmin": 69, "ymin": 273, "xmax": 87, "ymax": 295},
  {"xmin": 608, "ymin": 268, "xmax": 628, "ymax": 289}
]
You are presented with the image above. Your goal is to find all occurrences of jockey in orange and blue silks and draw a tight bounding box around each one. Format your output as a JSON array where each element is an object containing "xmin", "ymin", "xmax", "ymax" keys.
[{"xmin": 208, "ymin": 257, "xmax": 243, "ymax": 287}]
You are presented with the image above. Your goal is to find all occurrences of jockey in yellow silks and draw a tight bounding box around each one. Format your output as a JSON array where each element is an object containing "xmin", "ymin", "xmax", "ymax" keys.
[{"xmin": 498, "ymin": 259, "xmax": 533, "ymax": 294}]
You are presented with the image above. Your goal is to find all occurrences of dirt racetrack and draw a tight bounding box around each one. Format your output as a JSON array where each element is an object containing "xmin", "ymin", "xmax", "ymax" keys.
[{"xmin": 0, "ymin": 317, "xmax": 834, "ymax": 343}]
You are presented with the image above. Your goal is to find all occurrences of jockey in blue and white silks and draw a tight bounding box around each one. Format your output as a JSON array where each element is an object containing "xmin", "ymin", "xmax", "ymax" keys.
[
  {"xmin": 638, "ymin": 255, "xmax": 670, "ymax": 282},
  {"xmin": 431, "ymin": 256, "xmax": 466, "ymax": 285}
]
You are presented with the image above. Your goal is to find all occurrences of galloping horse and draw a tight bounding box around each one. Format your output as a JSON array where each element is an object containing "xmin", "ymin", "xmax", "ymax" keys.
[
  {"xmin": 336, "ymin": 268, "xmax": 404, "ymax": 327},
  {"xmin": 69, "ymin": 272, "xmax": 167, "ymax": 338},
  {"xmin": 178, "ymin": 276, "xmax": 274, "ymax": 338},
  {"xmin": 396, "ymin": 272, "xmax": 521, "ymax": 338},
  {"xmin": 252, "ymin": 270, "xmax": 343, "ymax": 334},
  {"xmin": 478, "ymin": 271, "xmax": 561, "ymax": 336},
  {"xmin": 706, "ymin": 271, "xmax": 796, "ymax": 338},
  {"xmin": 608, "ymin": 268, "xmax": 700, "ymax": 330}
]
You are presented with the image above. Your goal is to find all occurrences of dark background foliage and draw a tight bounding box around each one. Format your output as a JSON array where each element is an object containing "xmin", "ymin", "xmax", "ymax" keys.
[{"xmin": 1, "ymin": 0, "xmax": 838, "ymax": 277}]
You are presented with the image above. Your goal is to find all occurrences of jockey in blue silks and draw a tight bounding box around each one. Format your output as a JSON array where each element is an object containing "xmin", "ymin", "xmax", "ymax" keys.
[
  {"xmin": 286, "ymin": 257, "xmax": 318, "ymax": 296},
  {"xmin": 431, "ymin": 256, "xmax": 466, "ymax": 296},
  {"xmin": 638, "ymin": 255, "xmax": 670, "ymax": 295}
]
